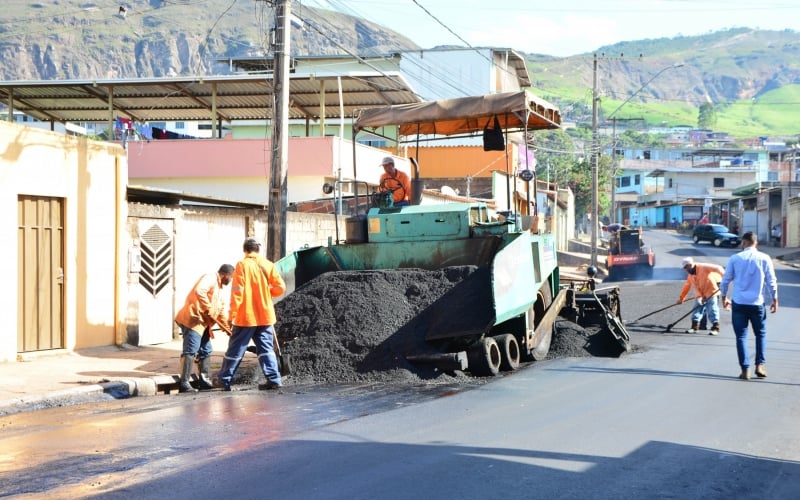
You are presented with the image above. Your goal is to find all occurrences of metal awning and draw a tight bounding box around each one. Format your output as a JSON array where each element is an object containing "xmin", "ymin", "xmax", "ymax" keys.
[
  {"xmin": 353, "ymin": 90, "xmax": 561, "ymax": 136},
  {"xmin": 0, "ymin": 73, "xmax": 420, "ymax": 125}
]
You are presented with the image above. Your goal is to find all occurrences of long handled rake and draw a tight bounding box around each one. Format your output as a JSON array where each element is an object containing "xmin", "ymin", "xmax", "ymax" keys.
[{"xmin": 663, "ymin": 289, "xmax": 721, "ymax": 333}]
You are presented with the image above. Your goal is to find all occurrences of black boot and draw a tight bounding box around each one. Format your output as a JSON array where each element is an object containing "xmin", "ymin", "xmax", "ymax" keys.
[
  {"xmin": 179, "ymin": 355, "xmax": 197, "ymax": 393},
  {"xmin": 196, "ymin": 356, "xmax": 215, "ymax": 391}
]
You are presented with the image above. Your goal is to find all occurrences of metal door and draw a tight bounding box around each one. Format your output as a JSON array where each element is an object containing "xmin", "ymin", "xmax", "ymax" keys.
[
  {"xmin": 18, "ymin": 196, "xmax": 64, "ymax": 352},
  {"xmin": 136, "ymin": 219, "xmax": 175, "ymax": 345}
]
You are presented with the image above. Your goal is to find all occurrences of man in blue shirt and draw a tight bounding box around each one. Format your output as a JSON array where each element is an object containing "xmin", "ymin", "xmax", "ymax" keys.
[{"xmin": 720, "ymin": 232, "xmax": 779, "ymax": 380}]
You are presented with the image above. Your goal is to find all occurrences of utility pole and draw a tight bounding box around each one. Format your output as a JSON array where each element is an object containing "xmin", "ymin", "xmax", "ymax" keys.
[
  {"xmin": 267, "ymin": 0, "xmax": 291, "ymax": 262},
  {"xmin": 611, "ymin": 117, "xmax": 616, "ymax": 224},
  {"xmin": 590, "ymin": 54, "xmax": 599, "ymax": 267},
  {"xmin": 605, "ymin": 62, "xmax": 684, "ymax": 229}
]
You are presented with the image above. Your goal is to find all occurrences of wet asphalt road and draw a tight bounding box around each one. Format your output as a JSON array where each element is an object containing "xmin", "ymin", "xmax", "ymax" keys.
[{"xmin": 1, "ymin": 230, "xmax": 798, "ymax": 499}]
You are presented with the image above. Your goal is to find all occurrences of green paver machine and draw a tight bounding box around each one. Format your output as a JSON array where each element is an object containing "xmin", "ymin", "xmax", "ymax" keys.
[{"xmin": 276, "ymin": 91, "xmax": 628, "ymax": 376}]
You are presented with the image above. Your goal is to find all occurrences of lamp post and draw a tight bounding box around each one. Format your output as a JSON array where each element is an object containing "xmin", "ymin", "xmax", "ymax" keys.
[{"xmin": 605, "ymin": 62, "xmax": 684, "ymax": 227}]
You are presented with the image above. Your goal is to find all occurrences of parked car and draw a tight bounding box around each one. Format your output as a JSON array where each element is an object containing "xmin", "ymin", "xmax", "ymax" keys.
[{"xmin": 692, "ymin": 224, "xmax": 741, "ymax": 247}]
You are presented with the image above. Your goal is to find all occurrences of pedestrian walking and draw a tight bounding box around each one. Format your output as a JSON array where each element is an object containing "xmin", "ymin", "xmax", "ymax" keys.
[
  {"xmin": 677, "ymin": 257, "xmax": 724, "ymax": 334},
  {"xmin": 174, "ymin": 264, "xmax": 234, "ymax": 393},
  {"xmin": 214, "ymin": 238, "xmax": 286, "ymax": 391},
  {"xmin": 720, "ymin": 232, "xmax": 778, "ymax": 380}
]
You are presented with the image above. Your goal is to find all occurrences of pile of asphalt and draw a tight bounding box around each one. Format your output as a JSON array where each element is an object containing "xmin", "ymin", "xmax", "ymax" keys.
[{"xmin": 264, "ymin": 266, "xmax": 620, "ymax": 386}]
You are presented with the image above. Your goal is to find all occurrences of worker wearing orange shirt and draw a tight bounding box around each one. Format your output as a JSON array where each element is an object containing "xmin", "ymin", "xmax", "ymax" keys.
[
  {"xmin": 378, "ymin": 156, "xmax": 411, "ymax": 206},
  {"xmin": 174, "ymin": 264, "xmax": 234, "ymax": 392},
  {"xmin": 677, "ymin": 257, "xmax": 724, "ymax": 335},
  {"xmin": 214, "ymin": 238, "xmax": 286, "ymax": 391}
]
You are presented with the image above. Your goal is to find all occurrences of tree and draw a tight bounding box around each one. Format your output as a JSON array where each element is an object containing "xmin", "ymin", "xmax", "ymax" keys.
[
  {"xmin": 532, "ymin": 129, "xmax": 609, "ymax": 218},
  {"xmin": 698, "ymin": 103, "xmax": 717, "ymax": 129}
]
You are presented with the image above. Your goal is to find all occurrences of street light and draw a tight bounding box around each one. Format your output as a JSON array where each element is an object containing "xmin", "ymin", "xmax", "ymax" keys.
[
  {"xmin": 607, "ymin": 62, "xmax": 685, "ymax": 120},
  {"xmin": 605, "ymin": 62, "xmax": 685, "ymax": 226},
  {"xmin": 590, "ymin": 60, "xmax": 684, "ymax": 266}
]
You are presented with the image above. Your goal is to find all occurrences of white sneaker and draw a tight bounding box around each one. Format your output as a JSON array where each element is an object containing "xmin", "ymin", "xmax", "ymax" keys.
[{"xmin": 685, "ymin": 327, "xmax": 697, "ymax": 334}]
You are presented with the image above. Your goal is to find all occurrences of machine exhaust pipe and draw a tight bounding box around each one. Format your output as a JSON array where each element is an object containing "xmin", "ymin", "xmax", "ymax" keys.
[{"xmin": 410, "ymin": 157, "xmax": 423, "ymax": 205}]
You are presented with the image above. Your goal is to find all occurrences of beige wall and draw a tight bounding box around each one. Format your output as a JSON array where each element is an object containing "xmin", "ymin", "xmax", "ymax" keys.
[
  {"xmin": 124, "ymin": 204, "xmax": 346, "ymax": 346},
  {"xmin": 1, "ymin": 121, "xmax": 127, "ymax": 361}
]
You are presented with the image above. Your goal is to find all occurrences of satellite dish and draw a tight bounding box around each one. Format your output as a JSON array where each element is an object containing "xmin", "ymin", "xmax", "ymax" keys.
[{"xmin": 440, "ymin": 186, "xmax": 458, "ymax": 197}]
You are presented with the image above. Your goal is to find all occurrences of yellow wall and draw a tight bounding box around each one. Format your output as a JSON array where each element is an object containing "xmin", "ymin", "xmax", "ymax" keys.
[{"xmin": 0, "ymin": 121, "xmax": 127, "ymax": 361}]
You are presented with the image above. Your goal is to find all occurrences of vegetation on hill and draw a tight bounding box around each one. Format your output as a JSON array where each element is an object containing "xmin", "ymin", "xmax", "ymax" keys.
[{"xmin": 525, "ymin": 28, "xmax": 800, "ymax": 140}]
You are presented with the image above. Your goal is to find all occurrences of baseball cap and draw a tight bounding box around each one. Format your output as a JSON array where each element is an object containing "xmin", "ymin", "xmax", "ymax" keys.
[
  {"xmin": 243, "ymin": 238, "xmax": 261, "ymax": 252},
  {"xmin": 380, "ymin": 156, "xmax": 394, "ymax": 166},
  {"xmin": 681, "ymin": 257, "xmax": 694, "ymax": 268}
]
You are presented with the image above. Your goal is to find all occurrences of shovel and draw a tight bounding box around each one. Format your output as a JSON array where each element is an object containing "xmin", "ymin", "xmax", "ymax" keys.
[{"xmin": 273, "ymin": 328, "xmax": 292, "ymax": 376}]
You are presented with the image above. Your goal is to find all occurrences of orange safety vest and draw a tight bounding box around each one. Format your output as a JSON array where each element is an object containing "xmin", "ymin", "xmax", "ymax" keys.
[{"xmin": 229, "ymin": 253, "xmax": 286, "ymax": 327}]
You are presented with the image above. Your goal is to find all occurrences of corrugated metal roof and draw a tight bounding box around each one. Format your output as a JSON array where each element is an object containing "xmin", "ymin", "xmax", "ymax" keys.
[{"xmin": 0, "ymin": 73, "xmax": 420, "ymax": 124}]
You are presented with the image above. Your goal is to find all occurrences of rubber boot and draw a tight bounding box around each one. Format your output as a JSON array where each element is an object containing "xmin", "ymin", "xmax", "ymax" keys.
[
  {"xmin": 196, "ymin": 356, "xmax": 215, "ymax": 391},
  {"xmin": 179, "ymin": 354, "xmax": 197, "ymax": 393}
]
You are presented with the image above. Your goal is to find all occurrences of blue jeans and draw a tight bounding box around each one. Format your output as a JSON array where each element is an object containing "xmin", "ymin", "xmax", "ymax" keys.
[
  {"xmin": 179, "ymin": 324, "xmax": 212, "ymax": 359},
  {"xmin": 691, "ymin": 296, "xmax": 720, "ymax": 325},
  {"xmin": 731, "ymin": 302, "xmax": 767, "ymax": 369},
  {"xmin": 216, "ymin": 325, "xmax": 281, "ymax": 386}
]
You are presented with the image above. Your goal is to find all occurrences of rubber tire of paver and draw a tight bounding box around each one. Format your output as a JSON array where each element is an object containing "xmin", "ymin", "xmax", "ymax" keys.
[
  {"xmin": 493, "ymin": 333, "xmax": 520, "ymax": 372},
  {"xmin": 468, "ymin": 336, "xmax": 501, "ymax": 377}
]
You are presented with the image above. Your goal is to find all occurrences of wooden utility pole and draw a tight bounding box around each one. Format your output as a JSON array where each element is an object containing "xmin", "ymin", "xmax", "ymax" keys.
[
  {"xmin": 267, "ymin": 0, "xmax": 291, "ymax": 262},
  {"xmin": 591, "ymin": 53, "xmax": 599, "ymax": 268}
]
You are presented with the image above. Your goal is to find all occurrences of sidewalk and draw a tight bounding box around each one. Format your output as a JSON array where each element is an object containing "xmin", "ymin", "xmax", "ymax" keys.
[
  {"xmin": 1, "ymin": 236, "xmax": 797, "ymax": 416},
  {"xmin": 0, "ymin": 339, "xmax": 251, "ymax": 416}
]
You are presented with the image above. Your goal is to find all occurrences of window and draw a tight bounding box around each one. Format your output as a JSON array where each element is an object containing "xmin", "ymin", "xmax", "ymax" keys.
[
  {"xmin": 175, "ymin": 122, "xmax": 185, "ymax": 129},
  {"xmin": 713, "ymin": 177, "xmax": 724, "ymax": 188},
  {"xmin": 634, "ymin": 174, "xmax": 641, "ymax": 185},
  {"xmin": 357, "ymin": 138, "xmax": 388, "ymax": 148},
  {"xmin": 767, "ymin": 172, "xmax": 778, "ymax": 182},
  {"xmin": 620, "ymin": 177, "xmax": 631, "ymax": 187},
  {"xmin": 643, "ymin": 150, "xmax": 651, "ymax": 160},
  {"xmin": 668, "ymin": 178, "xmax": 673, "ymax": 188}
]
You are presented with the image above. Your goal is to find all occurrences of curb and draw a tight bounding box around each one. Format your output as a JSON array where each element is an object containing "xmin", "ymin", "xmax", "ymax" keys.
[{"xmin": 0, "ymin": 375, "xmax": 183, "ymax": 416}]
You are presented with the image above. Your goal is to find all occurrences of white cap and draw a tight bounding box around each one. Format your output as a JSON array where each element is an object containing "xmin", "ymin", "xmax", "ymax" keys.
[
  {"xmin": 381, "ymin": 156, "xmax": 394, "ymax": 166},
  {"xmin": 681, "ymin": 257, "xmax": 694, "ymax": 268}
]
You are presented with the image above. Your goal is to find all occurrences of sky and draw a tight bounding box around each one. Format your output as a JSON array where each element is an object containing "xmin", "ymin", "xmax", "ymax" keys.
[{"xmin": 307, "ymin": 0, "xmax": 800, "ymax": 57}]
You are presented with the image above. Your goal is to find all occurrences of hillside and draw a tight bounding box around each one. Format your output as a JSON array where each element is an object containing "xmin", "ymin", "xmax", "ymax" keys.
[
  {"xmin": 0, "ymin": 2, "xmax": 798, "ymax": 138},
  {"xmin": 0, "ymin": 0, "xmax": 418, "ymax": 79},
  {"xmin": 526, "ymin": 28, "xmax": 800, "ymax": 139}
]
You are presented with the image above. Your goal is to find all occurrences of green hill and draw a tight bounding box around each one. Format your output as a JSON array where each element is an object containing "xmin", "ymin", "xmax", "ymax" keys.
[{"xmin": 525, "ymin": 28, "xmax": 800, "ymax": 140}]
